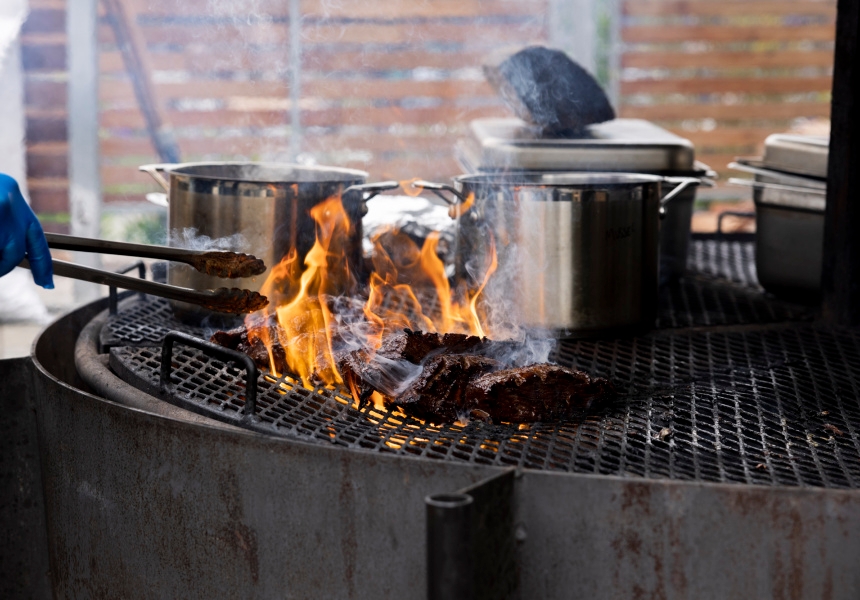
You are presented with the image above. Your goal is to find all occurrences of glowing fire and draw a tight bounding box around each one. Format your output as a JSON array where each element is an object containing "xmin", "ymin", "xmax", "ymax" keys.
[{"xmin": 245, "ymin": 186, "xmax": 496, "ymax": 394}]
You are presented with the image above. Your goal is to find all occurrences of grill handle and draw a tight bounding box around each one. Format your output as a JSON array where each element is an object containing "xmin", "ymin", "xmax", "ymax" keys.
[{"xmin": 160, "ymin": 331, "xmax": 258, "ymax": 417}]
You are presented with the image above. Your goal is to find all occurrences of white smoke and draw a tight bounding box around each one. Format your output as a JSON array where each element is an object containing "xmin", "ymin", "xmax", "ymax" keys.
[{"xmin": 169, "ymin": 227, "xmax": 250, "ymax": 253}]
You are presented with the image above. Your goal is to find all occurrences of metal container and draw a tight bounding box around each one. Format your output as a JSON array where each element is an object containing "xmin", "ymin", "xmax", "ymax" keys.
[
  {"xmin": 456, "ymin": 118, "xmax": 715, "ymax": 281},
  {"xmin": 730, "ymin": 135, "xmax": 829, "ymax": 299},
  {"xmin": 761, "ymin": 134, "xmax": 829, "ymax": 179},
  {"xmin": 730, "ymin": 171, "xmax": 826, "ymax": 298},
  {"xmin": 418, "ymin": 172, "xmax": 698, "ymax": 337},
  {"xmin": 140, "ymin": 162, "xmax": 395, "ymax": 320}
]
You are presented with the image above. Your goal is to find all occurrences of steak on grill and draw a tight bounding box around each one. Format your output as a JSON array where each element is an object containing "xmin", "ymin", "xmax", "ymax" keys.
[
  {"xmin": 210, "ymin": 314, "xmax": 288, "ymax": 374},
  {"xmin": 393, "ymin": 353, "xmax": 499, "ymax": 422},
  {"xmin": 213, "ymin": 325, "xmax": 615, "ymax": 423},
  {"xmin": 465, "ymin": 364, "xmax": 613, "ymax": 422},
  {"xmin": 337, "ymin": 329, "xmax": 614, "ymax": 423}
]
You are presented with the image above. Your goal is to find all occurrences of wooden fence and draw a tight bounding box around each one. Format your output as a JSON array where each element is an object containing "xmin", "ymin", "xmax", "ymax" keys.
[
  {"xmin": 618, "ymin": 0, "xmax": 836, "ymax": 186},
  {"xmin": 20, "ymin": 0, "xmax": 836, "ymax": 223}
]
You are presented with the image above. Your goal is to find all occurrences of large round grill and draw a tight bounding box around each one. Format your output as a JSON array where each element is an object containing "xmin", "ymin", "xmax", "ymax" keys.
[{"xmin": 100, "ymin": 238, "xmax": 860, "ymax": 490}]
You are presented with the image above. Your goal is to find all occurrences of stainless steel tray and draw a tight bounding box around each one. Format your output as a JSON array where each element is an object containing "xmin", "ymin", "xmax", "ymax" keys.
[
  {"xmin": 457, "ymin": 118, "xmax": 699, "ymax": 173},
  {"xmin": 729, "ymin": 159, "xmax": 826, "ymax": 190},
  {"xmin": 762, "ymin": 134, "xmax": 829, "ymax": 179},
  {"xmin": 728, "ymin": 177, "xmax": 826, "ymax": 212}
]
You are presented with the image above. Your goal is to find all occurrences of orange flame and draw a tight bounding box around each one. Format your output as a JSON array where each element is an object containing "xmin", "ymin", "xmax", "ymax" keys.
[
  {"xmin": 249, "ymin": 188, "xmax": 498, "ymax": 395},
  {"xmin": 399, "ymin": 177, "xmax": 424, "ymax": 197},
  {"xmin": 449, "ymin": 191, "xmax": 475, "ymax": 219}
]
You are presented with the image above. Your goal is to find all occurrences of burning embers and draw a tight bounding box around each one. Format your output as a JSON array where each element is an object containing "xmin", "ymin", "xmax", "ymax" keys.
[{"xmin": 211, "ymin": 188, "xmax": 614, "ymax": 424}]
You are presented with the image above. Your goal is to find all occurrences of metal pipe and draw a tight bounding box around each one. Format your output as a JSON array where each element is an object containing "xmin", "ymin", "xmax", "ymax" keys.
[
  {"xmin": 289, "ymin": 0, "xmax": 302, "ymax": 160},
  {"xmin": 821, "ymin": 0, "xmax": 860, "ymax": 325},
  {"xmin": 426, "ymin": 493, "xmax": 475, "ymax": 600},
  {"xmin": 66, "ymin": 0, "xmax": 102, "ymax": 304}
]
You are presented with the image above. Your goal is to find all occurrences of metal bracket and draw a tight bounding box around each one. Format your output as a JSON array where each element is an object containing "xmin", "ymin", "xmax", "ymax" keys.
[
  {"xmin": 109, "ymin": 260, "xmax": 147, "ymax": 315},
  {"xmin": 160, "ymin": 331, "xmax": 258, "ymax": 417},
  {"xmin": 426, "ymin": 468, "xmax": 518, "ymax": 600}
]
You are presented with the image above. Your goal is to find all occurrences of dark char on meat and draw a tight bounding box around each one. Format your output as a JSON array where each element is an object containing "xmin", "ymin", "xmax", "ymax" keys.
[{"xmin": 212, "ymin": 325, "xmax": 615, "ymax": 424}]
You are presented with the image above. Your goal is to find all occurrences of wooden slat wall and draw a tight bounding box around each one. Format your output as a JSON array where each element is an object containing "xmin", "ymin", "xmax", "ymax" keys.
[
  {"xmin": 97, "ymin": 0, "xmax": 549, "ymax": 202},
  {"xmin": 20, "ymin": 0, "xmax": 837, "ymax": 215},
  {"xmin": 619, "ymin": 0, "xmax": 837, "ymax": 188},
  {"xmin": 20, "ymin": 0, "xmax": 68, "ymax": 220}
]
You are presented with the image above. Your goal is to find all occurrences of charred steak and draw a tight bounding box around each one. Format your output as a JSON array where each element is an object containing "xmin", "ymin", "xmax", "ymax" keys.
[
  {"xmin": 210, "ymin": 314, "xmax": 288, "ymax": 374},
  {"xmin": 392, "ymin": 354, "xmax": 499, "ymax": 422},
  {"xmin": 214, "ymin": 325, "xmax": 615, "ymax": 424},
  {"xmin": 465, "ymin": 364, "xmax": 613, "ymax": 422}
]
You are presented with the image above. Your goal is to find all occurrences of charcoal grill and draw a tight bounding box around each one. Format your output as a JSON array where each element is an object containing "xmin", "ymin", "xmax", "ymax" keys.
[
  {"xmin": 20, "ymin": 235, "xmax": 860, "ymax": 599},
  {"xmin": 96, "ymin": 237, "xmax": 855, "ymax": 491}
]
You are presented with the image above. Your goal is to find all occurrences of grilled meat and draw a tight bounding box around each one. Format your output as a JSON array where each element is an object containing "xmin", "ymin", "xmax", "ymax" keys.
[
  {"xmin": 392, "ymin": 354, "xmax": 499, "ymax": 422},
  {"xmin": 215, "ymin": 325, "xmax": 615, "ymax": 424},
  {"xmin": 465, "ymin": 364, "xmax": 614, "ymax": 422},
  {"xmin": 189, "ymin": 251, "xmax": 266, "ymax": 279},
  {"xmin": 378, "ymin": 328, "xmax": 488, "ymax": 363},
  {"xmin": 210, "ymin": 314, "xmax": 288, "ymax": 373}
]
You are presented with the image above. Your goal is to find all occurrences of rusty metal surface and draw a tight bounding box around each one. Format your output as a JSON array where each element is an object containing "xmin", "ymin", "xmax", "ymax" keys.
[
  {"xmin": 33, "ymin": 304, "xmax": 499, "ymax": 599},
  {"xmin": 0, "ymin": 356, "xmax": 51, "ymax": 599},
  {"xmin": 515, "ymin": 470, "xmax": 860, "ymax": 599},
  {"xmin": 29, "ymin": 298, "xmax": 860, "ymax": 599}
]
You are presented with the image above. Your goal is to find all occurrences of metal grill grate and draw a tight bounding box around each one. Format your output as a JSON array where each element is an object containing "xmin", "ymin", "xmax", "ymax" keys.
[
  {"xmin": 102, "ymin": 237, "xmax": 858, "ymax": 489},
  {"xmin": 100, "ymin": 299, "xmax": 204, "ymax": 348},
  {"xmin": 110, "ymin": 323, "xmax": 860, "ymax": 488}
]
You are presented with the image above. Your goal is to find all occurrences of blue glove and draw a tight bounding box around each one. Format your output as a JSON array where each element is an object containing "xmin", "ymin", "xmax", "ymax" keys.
[{"xmin": 0, "ymin": 173, "xmax": 54, "ymax": 288}]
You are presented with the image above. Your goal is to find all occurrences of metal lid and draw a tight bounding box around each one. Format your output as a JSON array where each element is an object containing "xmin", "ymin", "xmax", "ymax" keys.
[
  {"xmin": 730, "ymin": 159, "xmax": 826, "ymax": 190},
  {"xmin": 762, "ymin": 134, "xmax": 829, "ymax": 179},
  {"xmin": 456, "ymin": 117, "xmax": 697, "ymax": 174}
]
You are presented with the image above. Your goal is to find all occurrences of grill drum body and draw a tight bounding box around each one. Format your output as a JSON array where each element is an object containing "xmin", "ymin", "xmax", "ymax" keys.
[{"xmin": 25, "ymin": 299, "xmax": 860, "ymax": 599}]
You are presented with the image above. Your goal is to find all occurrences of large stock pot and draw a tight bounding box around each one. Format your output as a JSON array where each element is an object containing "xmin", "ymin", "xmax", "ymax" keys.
[
  {"xmin": 417, "ymin": 172, "xmax": 698, "ymax": 337},
  {"xmin": 140, "ymin": 162, "xmax": 396, "ymax": 321}
]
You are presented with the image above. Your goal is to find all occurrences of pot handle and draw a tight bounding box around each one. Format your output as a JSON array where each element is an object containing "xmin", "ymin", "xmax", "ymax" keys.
[
  {"xmin": 409, "ymin": 180, "xmax": 468, "ymax": 205},
  {"xmin": 343, "ymin": 180, "xmax": 400, "ymax": 201},
  {"xmin": 145, "ymin": 192, "xmax": 169, "ymax": 208},
  {"xmin": 139, "ymin": 163, "xmax": 175, "ymax": 193},
  {"xmin": 659, "ymin": 177, "xmax": 701, "ymax": 207}
]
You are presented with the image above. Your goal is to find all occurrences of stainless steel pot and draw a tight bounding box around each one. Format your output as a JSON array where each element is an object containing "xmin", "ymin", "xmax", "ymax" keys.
[
  {"xmin": 416, "ymin": 173, "xmax": 698, "ymax": 337},
  {"xmin": 140, "ymin": 162, "xmax": 397, "ymax": 320}
]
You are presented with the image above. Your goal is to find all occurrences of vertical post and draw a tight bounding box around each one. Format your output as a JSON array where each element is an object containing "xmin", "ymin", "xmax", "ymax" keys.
[
  {"xmin": 821, "ymin": 0, "xmax": 860, "ymax": 325},
  {"xmin": 549, "ymin": 0, "xmax": 596, "ymax": 74},
  {"xmin": 289, "ymin": 0, "xmax": 302, "ymax": 161},
  {"xmin": 426, "ymin": 493, "xmax": 474, "ymax": 600},
  {"xmin": 605, "ymin": 0, "xmax": 622, "ymax": 109},
  {"xmin": 67, "ymin": 0, "xmax": 103, "ymax": 304}
]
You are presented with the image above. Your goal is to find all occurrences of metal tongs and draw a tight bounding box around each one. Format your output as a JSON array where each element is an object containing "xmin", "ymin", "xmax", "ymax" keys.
[{"xmin": 20, "ymin": 233, "xmax": 270, "ymax": 314}]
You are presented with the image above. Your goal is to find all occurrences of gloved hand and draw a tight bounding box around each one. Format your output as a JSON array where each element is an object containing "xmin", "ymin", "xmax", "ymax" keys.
[{"xmin": 0, "ymin": 173, "xmax": 54, "ymax": 288}]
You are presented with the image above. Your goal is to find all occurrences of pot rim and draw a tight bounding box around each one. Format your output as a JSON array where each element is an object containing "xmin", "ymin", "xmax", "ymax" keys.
[
  {"xmin": 165, "ymin": 161, "xmax": 369, "ymax": 184},
  {"xmin": 454, "ymin": 171, "xmax": 666, "ymax": 188}
]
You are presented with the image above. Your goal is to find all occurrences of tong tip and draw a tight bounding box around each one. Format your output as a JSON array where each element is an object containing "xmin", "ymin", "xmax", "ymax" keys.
[
  {"xmin": 203, "ymin": 288, "xmax": 269, "ymax": 314},
  {"xmin": 191, "ymin": 252, "xmax": 267, "ymax": 279}
]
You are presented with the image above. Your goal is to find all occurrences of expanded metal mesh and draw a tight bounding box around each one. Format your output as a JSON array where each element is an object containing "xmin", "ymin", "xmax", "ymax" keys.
[{"xmin": 103, "ymin": 238, "xmax": 858, "ymax": 488}]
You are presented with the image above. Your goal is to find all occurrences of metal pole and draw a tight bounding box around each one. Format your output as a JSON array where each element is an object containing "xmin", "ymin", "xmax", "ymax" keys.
[
  {"xmin": 548, "ymin": 0, "xmax": 596, "ymax": 75},
  {"xmin": 426, "ymin": 493, "xmax": 474, "ymax": 600},
  {"xmin": 289, "ymin": 0, "xmax": 302, "ymax": 160},
  {"xmin": 821, "ymin": 0, "xmax": 860, "ymax": 325},
  {"xmin": 67, "ymin": 0, "xmax": 103, "ymax": 304}
]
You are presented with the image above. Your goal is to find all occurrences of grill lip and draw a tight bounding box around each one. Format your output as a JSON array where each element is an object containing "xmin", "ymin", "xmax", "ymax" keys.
[{"xmin": 94, "ymin": 239, "xmax": 860, "ymax": 490}]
